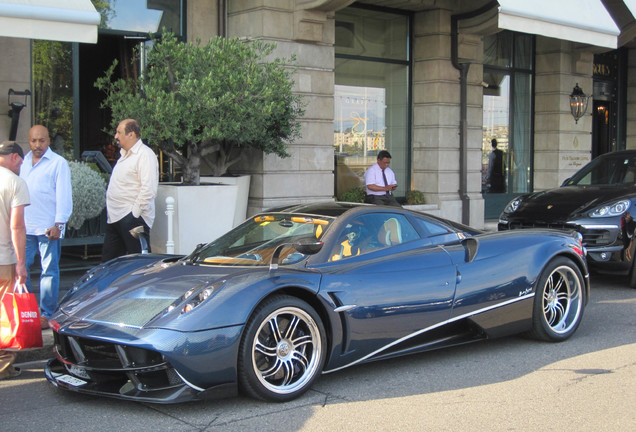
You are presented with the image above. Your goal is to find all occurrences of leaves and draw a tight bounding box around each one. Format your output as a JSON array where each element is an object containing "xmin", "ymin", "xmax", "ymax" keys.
[{"xmin": 95, "ymin": 32, "xmax": 305, "ymax": 184}]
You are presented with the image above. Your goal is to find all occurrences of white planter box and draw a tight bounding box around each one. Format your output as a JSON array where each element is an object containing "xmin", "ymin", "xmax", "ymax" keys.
[{"xmin": 151, "ymin": 176, "xmax": 250, "ymax": 254}]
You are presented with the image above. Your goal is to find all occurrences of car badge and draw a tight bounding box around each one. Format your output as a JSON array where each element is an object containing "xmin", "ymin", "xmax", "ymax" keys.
[{"xmin": 547, "ymin": 205, "xmax": 553, "ymax": 210}]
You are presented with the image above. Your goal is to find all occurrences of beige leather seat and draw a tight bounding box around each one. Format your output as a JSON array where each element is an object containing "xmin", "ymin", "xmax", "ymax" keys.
[{"xmin": 378, "ymin": 217, "xmax": 402, "ymax": 246}]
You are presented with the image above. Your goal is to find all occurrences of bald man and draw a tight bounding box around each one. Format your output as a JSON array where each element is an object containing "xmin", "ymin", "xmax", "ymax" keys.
[
  {"xmin": 102, "ymin": 119, "xmax": 158, "ymax": 262},
  {"xmin": 20, "ymin": 125, "xmax": 72, "ymax": 329}
]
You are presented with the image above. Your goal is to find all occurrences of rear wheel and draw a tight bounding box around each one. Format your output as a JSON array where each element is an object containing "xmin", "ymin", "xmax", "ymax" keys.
[
  {"xmin": 238, "ymin": 295, "xmax": 326, "ymax": 402},
  {"xmin": 529, "ymin": 257, "xmax": 585, "ymax": 342}
]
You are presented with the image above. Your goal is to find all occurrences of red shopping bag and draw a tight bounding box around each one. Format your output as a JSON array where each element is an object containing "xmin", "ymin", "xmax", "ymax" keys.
[{"xmin": 1, "ymin": 283, "xmax": 43, "ymax": 350}]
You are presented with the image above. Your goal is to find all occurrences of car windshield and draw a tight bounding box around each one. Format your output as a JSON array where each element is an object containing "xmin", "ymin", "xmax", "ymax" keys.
[
  {"xmin": 565, "ymin": 154, "xmax": 636, "ymax": 186},
  {"xmin": 191, "ymin": 213, "xmax": 334, "ymax": 266}
]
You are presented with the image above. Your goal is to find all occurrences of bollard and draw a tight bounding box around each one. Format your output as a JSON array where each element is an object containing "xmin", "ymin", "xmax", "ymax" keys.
[{"xmin": 165, "ymin": 196, "xmax": 175, "ymax": 254}]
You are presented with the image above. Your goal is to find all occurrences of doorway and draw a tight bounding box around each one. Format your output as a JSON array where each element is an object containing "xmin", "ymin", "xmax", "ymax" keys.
[{"xmin": 78, "ymin": 35, "xmax": 145, "ymax": 165}]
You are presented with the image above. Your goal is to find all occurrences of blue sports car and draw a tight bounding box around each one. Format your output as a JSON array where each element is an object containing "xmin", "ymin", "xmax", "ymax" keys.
[{"xmin": 45, "ymin": 202, "xmax": 589, "ymax": 403}]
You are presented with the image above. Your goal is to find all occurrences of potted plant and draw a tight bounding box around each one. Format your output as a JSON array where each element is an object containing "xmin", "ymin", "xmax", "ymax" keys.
[
  {"xmin": 64, "ymin": 161, "xmax": 107, "ymax": 249},
  {"xmin": 95, "ymin": 32, "xmax": 304, "ymax": 184},
  {"xmin": 95, "ymin": 32, "xmax": 305, "ymax": 252}
]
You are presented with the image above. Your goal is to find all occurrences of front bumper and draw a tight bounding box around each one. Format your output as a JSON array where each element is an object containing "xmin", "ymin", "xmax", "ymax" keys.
[
  {"xmin": 499, "ymin": 219, "xmax": 632, "ymax": 274},
  {"xmin": 44, "ymin": 319, "xmax": 243, "ymax": 404}
]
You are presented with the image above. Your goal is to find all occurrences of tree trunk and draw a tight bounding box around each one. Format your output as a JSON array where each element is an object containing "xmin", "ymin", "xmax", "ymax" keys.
[{"xmin": 181, "ymin": 153, "xmax": 201, "ymax": 185}]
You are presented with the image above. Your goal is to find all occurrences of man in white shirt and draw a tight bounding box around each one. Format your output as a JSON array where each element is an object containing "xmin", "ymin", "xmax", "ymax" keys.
[
  {"xmin": 364, "ymin": 150, "xmax": 401, "ymax": 207},
  {"xmin": 20, "ymin": 125, "xmax": 72, "ymax": 329},
  {"xmin": 102, "ymin": 119, "xmax": 158, "ymax": 262},
  {"xmin": 0, "ymin": 141, "xmax": 30, "ymax": 379}
]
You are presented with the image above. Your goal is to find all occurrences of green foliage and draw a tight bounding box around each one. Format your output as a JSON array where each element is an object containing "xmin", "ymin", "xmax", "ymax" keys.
[
  {"xmin": 339, "ymin": 186, "xmax": 366, "ymax": 203},
  {"xmin": 95, "ymin": 32, "xmax": 305, "ymax": 184},
  {"xmin": 406, "ymin": 190, "xmax": 426, "ymax": 205},
  {"xmin": 32, "ymin": 40, "xmax": 74, "ymax": 157},
  {"xmin": 68, "ymin": 161, "xmax": 107, "ymax": 230}
]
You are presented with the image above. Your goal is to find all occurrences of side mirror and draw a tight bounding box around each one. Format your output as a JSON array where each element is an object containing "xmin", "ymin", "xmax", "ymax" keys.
[
  {"xmin": 270, "ymin": 240, "xmax": 324, "ymax": 270},
  {"xmin": 129, "ymin": 226, "xmax": 149, "ymax": 254},
  {"xmin": 294, "ymin": 239, "xmax": 324, "ymax": 255}
]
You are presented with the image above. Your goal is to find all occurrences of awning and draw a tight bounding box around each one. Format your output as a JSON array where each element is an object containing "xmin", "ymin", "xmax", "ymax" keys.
[
  {"xmin": 459, "ymin": 0, "xmax": 620, "ymax": 49},
  {"xmin": 0, "ymin": 0, "xmax": 101, "ymax": 44},
  {"xmin": 498, "ymin": 0, "xmax": 619, "ymax": 48}
]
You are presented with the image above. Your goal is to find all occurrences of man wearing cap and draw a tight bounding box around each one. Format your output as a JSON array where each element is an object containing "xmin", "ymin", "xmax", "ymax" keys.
[
  {"xmin": 0, "ymin": 141, "xmax": 30, "ymax": 379},
  {"xmin": 20, "ymin": 125, "xmax": 73, "ymax": 330}
]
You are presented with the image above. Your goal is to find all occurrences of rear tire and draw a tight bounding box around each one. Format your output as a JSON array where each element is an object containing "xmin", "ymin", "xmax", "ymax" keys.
[
  {"xmin": 238, "ymin": 295, "xmax": 326, "ymax": 402},
  {"xmin": 529, "ymin": 257, "xmax": 585, "ymax": 342}
]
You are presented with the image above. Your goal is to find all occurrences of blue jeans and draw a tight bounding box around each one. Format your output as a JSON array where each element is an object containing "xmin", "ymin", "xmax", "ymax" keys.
[{"xmin": 25, "ymin": 235, "xmax": 61, "ymax": 319}]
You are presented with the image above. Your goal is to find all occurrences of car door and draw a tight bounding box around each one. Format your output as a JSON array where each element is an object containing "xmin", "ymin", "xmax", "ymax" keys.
[{"xmin": 317, "ymin": 212, "xmax": 457, "ymax": 369}]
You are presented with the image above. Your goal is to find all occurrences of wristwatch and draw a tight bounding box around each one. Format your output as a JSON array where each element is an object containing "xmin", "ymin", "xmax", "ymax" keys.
[{"xmin": 55, "ymin": 223, "xmax": 65, "ymax": 231}]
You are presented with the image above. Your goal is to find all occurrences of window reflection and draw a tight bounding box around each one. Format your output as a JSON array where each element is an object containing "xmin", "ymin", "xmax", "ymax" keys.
[{"xmin": 92, "ymin": 0, "xmax": 181, "ymax": 35}]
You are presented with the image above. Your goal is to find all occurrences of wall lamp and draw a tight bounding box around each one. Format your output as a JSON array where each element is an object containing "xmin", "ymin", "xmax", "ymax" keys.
[{"xmin": 569, "ymin": 83, "xmax": 592, "ymax": 124}]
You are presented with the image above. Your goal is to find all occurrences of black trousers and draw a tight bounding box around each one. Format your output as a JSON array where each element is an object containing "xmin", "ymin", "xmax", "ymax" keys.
[
  {"xmin": 101, "ymin": 212, "xmax": 151, "ymax": 262},
  {"xmin": 364, "ymin": 194, "xmax": 401, "ymax": 207}
]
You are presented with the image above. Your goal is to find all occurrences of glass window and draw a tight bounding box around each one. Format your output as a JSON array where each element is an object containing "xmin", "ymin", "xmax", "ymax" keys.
[
  {"xmin": 335, "ymin": 8, "xmax": 408, "ymax": 61},
  {"xmin": 483, "ymin": 32, "xmax": 512, "ymax": 68},
  {"xmin": 334, "ymin": 7, "xmax": 410, "ymax": 201},
  {"xmin": 92, "ymin": 0, "xmax": 183, "ymax": 35},
  {"xmin": 194, "ymin": 214, "xmax": 334, "ymax": 266},
  {"xmin": 482, "ymin": 31, "xmax": 534, "ymax": 219},
  {"xmin": 32, "ymin": 40, "xmax": 74, "ymax": 158},
  {"xmin": 329, "ymin": 213, "xmax": 419, "ymax": 261},
  {"xmin": 412, "ymin": 216, "xmax": 450, "ymax": 237}
]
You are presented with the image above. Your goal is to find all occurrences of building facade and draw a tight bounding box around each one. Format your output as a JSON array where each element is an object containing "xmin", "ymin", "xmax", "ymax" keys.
[{"xmin": 1, "ymin": 0, "xmax": 636, "ymax": 229}]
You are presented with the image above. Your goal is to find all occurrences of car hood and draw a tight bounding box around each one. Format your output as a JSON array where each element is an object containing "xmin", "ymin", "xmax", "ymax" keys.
[
  {"xmin": 57, "ymin": 260, "xmax": 254, "ymax": 329},
  {"xmin": 511, "ymin": 185, "xmax": 636, "ymax": 222}
]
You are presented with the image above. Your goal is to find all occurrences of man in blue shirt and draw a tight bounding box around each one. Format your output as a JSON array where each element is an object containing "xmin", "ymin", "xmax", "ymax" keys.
[{"xmin": 20, "ymin": 125, "xmax": 73, "ymax": 329}]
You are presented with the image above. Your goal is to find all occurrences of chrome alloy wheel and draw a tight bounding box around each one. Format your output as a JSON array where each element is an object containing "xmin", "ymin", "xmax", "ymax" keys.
[
  {"xmin": 251, "ymin": 306, "xmax": 322, "ymax": 395},
  {"xmin": 541, "ymin": 265, "xmax": 583, "ymax": 335}
]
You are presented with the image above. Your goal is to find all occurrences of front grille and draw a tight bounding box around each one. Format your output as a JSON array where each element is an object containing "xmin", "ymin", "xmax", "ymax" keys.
[
  {"xmin": 579, "ymin": 227, "xmax": 612, "ymax": 247},
  {"xmin": 507, "ymin": 222, "xmax": 613, "ymax": 247},
  {"xmin": 507, "ymin": 221, "xmax": 573, "ymax": 230},
  {"xmin": 54, "ymin": 332, "xmax": 183, "ymax": 392}
]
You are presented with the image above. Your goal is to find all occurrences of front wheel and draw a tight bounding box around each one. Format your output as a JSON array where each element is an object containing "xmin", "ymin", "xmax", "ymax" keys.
[
  {"xmin": 529, "ymin": 257, "xmax": 585, "ymax": 342},
  {"xmin": 238, "ymin": 295, "xmax": 326, "ymax": 402}
]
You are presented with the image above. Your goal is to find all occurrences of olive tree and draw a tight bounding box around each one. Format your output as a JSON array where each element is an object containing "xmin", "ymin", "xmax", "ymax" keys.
[{"xmin": 95, "ymin": 32, "xmax": 304, "ymax": 184}]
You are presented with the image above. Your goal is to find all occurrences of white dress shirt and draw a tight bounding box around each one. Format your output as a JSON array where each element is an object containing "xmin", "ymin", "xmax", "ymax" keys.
[
  {"xmin": 20, "ymin": 148, "xmax": 73, "ymax": 236},
  {"xmin": 365, "ymin": 162, "xmax": 397, "ymax": 196},
  {"xmin": 106, "ymin": 139, "xmax": 159, "ymax": 227}
]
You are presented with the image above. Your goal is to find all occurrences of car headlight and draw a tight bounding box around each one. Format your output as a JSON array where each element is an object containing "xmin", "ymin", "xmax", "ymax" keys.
[
  {"xmin": 165, "ymin": 280, "xmax": 225, "ymax": 314},
  {"xmin": 503, "ymin": 197, "xmax": 523, "ymax": 214},
  {"xmin": 589, "ymin": 200, "xmax": 631, "ymax": 218}
]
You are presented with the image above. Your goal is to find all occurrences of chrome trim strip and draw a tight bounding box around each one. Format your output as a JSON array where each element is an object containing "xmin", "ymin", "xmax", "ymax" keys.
[
  {"xmin": 580, "ymin": 224, "xmax": 618, "ymax": 230},
  {"xmin": 334, "ymin": 305, "xmax": 356, "ymax": 313},
  {"xmin": 322, "ymin": 293, "xmax": 534, "ymax": 374},
  {"xmin": 175, "ymin": 370, "xmax": 205, "ymax": 392}
]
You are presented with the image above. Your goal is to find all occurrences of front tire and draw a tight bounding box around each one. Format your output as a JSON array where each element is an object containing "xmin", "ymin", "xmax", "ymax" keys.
[
  {"xmin": 238, "ymin": 295, "xmax": 326, "ymax": 402},
  {"xmin": 529, "ymin": 257, "xmax": 585, "ymax": 342}
]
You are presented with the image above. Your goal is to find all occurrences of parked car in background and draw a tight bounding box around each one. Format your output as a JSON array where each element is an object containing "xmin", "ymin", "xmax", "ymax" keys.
[
  {"xmin": 499, "ymin": 150, "xmax": 636, "ymax": 286},
  {"xmin": 46, "ymin": 202, "xmax": 588, "ymax": 404}
]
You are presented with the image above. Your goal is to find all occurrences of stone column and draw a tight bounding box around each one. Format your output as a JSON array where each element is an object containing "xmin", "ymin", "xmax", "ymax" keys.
[
  {"xmin": 534, "ymin": 37, "xmax": 594, "ymax": 189},
  {"xmin": 0, "ymin": 37, "xmax": 31, "ymax": 146},
  {"xmin": 412, "ymin": 8, "xmax": 485, "ymax": 227},
  {"xmin": 227, "ymin": 2, "xmax": 337, "ymax": 215}
]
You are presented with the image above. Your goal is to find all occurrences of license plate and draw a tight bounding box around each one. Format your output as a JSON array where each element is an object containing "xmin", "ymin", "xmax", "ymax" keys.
[
  {"xmin": 65, "ymin": 364, "xmax": 91, "ymax": 380},
  {"xmin": 57, "ymin": 374, "xmax": 87, "ymax": 387}
]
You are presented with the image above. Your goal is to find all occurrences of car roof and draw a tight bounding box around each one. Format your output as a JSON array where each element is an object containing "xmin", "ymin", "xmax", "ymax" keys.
[
  {"xmin": 264, "ymin": 201, "xmax": 368, "ymax": 217},
  {"xmin": 597, "ymin": 150, "xmax": 636, "ymax": 158}
]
